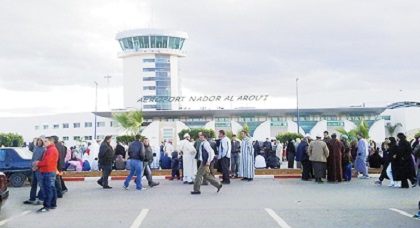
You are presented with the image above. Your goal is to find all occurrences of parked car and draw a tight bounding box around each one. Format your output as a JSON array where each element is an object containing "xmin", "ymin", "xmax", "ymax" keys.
[
  {"xmin": 0, "ymin": 147, "xmax": 32, "ymax": 187},
  {"xmin": 0, "ymin": 172, "xmax": 9, "ymax": 211}
]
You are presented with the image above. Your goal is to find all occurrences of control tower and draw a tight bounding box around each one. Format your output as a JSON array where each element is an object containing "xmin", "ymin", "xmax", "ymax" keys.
[{"xmin": 116, "ymin": 29, "xmax": 188, "ymax": 110}]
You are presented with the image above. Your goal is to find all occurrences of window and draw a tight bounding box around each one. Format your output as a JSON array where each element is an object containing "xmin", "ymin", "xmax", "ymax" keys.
[
  {"xmin": 35, "ymin": 126, "xmax": 39, "ymax": 130},
  {"xmin": 43, "ymin": 124, "xmax": 49, "ymax": 130},
  {"xmin": 85, "ymin": 122, "xmax": 92, "ymax": 128},
  {"xmin": 63, "ymin": 123, "xmax": 69, "ymax": 129},
  {"xmin": 215, "ymin": 117, "xmax": 230, "ymax": 122},
  {"xmin": 143, "ymin": 77, "xmax": 156, "ymax": 81},
  {"xmin": 110, "ymin": 121, "xmax": 119, "ymax": 127},
  {"xmin": 162, "ymin": 128, "xmax": 174, "ymax": 142},
  {"xmin": 97, "ymin": 135, "xmax": 105, "ymax": 140},
  {"xmin": 62, "ymin": 136, "xmax": 69, "ymax": 141},
  {"xmin": 143, "ymin": 59, "xmax": 155, "ymax": 63},
  {"xmin": 53, "ymin": 124, "xmax": 59, "ymax": 129},
  {"xmin": 74, "ymin": 136, "xmax": 81, "ymax": 141},
  {"xmin": 156, "ymin": 81, "xmax": 170, "ymax": 87},
  {"xmin": 144, "ymin": 105, "xmax": 158, "ymax": 109},
  {"xmin": 97, "ymin": 122, "xmax": 105, "ymax": 127},
  {"xmin": 0, "ymin": 150, "xmax": 5, "ymax": 162},
  {"xmin": 143, "ymin": 68, "xmax": 155, "ymax": 72},
  {"xmin": 84, "ymin": 136, "xmax": 93, "ymax": 140},
  {"xmin": 240, "ymin": 117, "xmax": 255, "ymax": 122},
  {"xmin": 143, "ymin": 86, "xmax": 156, "ymax": 90},
  {"xmin": 73, "ymin": 123, "xmax": 81, "ymax": 128}
]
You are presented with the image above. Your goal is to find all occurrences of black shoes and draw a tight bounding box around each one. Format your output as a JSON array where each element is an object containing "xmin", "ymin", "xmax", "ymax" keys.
[
  {"xmin": 191, "ymin": 191, "xmax": 201, "ymax": 195},
  {"xmin": 149, "ymin": 182, "xmax": 160, "ymax": 188},
  {"xmin": 183, "ymin": 181, "xmax": 188, "ymax": 184},
  {"xmin": 315, "ymin": 178, "xmax": 324, "ymax": 184},
  {"xmin": 248, "ymin": 178, "xmax": 253, "ymax": 182},
  {"xmin": 97, "ymin": 180, "xmax": 103, "ymax": 187},
  {"xmin": 37, "ymin": 207, "xmax": 49, "ymax": 213},
  {"xmin": 103, "ymin": 186, "xmax": 112, "ymax": 189},
  {"xmin": 241, "ymin": 178, "xmax": 249, "ymax": 181},
  {"xmin": 217, "ymin": 184, "xmax": 223, "ymax": 193},
  {"xmin": 188, "ymin": 182, "xmax": 194, "ymax": 185},
  {"xmin": 221, "ymin": 181, "xmax": 230, "ymax": 184},
  {"xmin": 169, "ymin": 178, "xmax": 174, "ymax": 181}
]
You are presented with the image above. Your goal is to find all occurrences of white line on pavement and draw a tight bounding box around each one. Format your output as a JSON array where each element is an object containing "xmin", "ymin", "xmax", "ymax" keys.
[
  {"xmin": 0, "ymin": 210, "xmax": 31, "ymax": 226},
  {"xmin": 389, "ymin": 208, "xmax": 414, "ymax": 218},
  {"xmin": 265, "ymin": 208, "xmax": 291, "ymax": 228},
  {"xmin": 130, "ymin": 209, "xmax": 149, "ymax": 228}
]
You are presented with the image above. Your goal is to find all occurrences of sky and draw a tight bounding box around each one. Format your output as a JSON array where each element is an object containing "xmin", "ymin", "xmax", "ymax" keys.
[{"xmin": 0, "ymin": 0, "xmax": 419, "ymax": 117}]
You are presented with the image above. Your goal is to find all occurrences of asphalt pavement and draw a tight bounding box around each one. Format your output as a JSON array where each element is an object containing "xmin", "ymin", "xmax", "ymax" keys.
[{"xmin": 1, "ymin": 178, "xmax": 419, "ymax": 228}]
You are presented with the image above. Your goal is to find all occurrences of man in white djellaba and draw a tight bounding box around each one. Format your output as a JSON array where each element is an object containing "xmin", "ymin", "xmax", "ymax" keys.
[{"xmin": 178, "ymin": 133, "xmax": 197, "ymax": 184}]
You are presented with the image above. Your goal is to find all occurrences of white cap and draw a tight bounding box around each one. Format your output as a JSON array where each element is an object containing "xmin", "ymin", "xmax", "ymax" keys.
[
  {"xmin": 183, "ymin": 133, "xmax": 190, "ymax": 138},
  {"xmin": 316, "ymin": 134, "xmax": 322, "ymax": 138}
]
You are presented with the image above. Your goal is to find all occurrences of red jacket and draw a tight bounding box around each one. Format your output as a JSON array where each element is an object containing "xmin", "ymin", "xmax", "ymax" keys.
[{"xmin": 38, "ymin": 144, "xmax": 59, "ymax": 173}]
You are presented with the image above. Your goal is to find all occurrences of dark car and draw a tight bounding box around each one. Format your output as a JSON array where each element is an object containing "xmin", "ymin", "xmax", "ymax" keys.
[
  {"xmin": 0, "ymin": 172, "xmax": 9, "ymax": 211},
  {"xmin": 0, "ymin": 147, "xmax": 32, "ymax": 187}
]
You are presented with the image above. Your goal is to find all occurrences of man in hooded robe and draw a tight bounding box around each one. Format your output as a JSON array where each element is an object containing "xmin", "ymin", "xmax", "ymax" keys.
[
  {"xmin": 326, "ymin": 133, "xmax": 344, "ymax": 182},
  {"xmin": 178, "ymin": 133, "xmax": 197, "ymax": 184}
]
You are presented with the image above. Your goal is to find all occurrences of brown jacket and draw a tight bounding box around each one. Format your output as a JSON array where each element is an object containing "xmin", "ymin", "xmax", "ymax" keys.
[{"xmin": 308, "ymin": 139, "xmax": 329, "ymax": 162}]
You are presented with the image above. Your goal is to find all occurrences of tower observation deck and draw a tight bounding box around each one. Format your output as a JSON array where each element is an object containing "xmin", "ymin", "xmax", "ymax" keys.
[{"xmin": 116, "ymin": 29, "xmax": 188, "ymax": 110}]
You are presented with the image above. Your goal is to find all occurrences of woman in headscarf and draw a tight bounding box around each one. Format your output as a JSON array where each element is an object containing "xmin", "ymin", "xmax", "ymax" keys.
[
  {"xmin": 394, "ymin": 133, "xmax": 417, "ymax": 188},
  {"xmin": 375, "ymin": 138, "xmax": 392, "ymax": 186}
]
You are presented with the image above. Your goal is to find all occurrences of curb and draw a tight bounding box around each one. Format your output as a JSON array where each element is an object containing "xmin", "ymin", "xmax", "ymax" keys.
[{"xmin": 62, "ymin": 174, "xmax": 381, "ymax": 182}]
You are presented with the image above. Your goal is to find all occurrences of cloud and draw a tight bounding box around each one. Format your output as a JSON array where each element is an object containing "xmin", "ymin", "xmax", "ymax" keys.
[{"xmin": 0, "ymin": 0, "xmax": 419, "ymax": 116}]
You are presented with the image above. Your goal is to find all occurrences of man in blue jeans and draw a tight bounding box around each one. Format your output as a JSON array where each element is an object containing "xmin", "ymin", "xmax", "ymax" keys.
[
  {"xmin": 123, "ymin": 135, "xmax": 145, "ymax": 190},
  {"xmin": 34, "ymin": 136, "xmax": 59, "ymax": 213},
  {"xmin": 24, "ymin": 138, "xmax": 46, "ymax": 205}
]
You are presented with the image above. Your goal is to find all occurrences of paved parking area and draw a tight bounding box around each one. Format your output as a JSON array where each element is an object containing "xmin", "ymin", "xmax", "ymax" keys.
[{"xmin": 1, "ymin": 178, "xmax": 419, "ymax": 227}]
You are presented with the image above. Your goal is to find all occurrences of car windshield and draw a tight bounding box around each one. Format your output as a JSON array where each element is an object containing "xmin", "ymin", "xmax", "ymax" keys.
[{"xmin": 12, "ymin": 148, "xmax": 33, "ymax": 160}]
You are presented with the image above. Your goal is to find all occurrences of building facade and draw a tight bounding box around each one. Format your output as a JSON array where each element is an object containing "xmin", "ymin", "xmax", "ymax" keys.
[{"xmin": 116, "ymin": 29, "xmax": 188, "ymax": 111}]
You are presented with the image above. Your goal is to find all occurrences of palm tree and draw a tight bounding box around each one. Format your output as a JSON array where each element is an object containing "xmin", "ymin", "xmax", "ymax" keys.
[
  {"xmin": 112, "ymin": 110, "xmax": 143, "ymax": 135},
  {"xmin": 385, "ymin": 122, "xmax": 402, "ymax": 137},
  {"xmin": 335, "ymin": 119, "xmax": 370, "ymax": 139}
]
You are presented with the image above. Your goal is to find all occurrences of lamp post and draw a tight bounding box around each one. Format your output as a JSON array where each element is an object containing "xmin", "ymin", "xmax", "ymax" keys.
[
  {"xmin": 296, "ymin": 78, "xmax": 300, "ymax": 134},
  {"xmin": 104, "ymin": 75, "xmax": 112, "ymax": 110},
  {"xmin": 94, "ymin": 81, "xmax": 99, "ymax": 140}
]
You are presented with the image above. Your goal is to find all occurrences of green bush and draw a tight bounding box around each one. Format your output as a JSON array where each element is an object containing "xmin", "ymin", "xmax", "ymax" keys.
[
  {"xmin": 178, "ymin": 128, "xmax": 216, "ymax": 141},
  {"xmin": 0, "ymin": 133, "xmax": 24, "ymax": 147},
  {"xmin": 276, "ymin": 132, "xmax": 304, "ymax": 143}
]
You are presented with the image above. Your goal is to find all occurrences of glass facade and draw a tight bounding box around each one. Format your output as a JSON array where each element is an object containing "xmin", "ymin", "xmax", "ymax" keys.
[
  {"xmin": 141, "ymin": 54, "xmax": 172, "ymax": 110},
  {"xmin": 118, "ymin": 35, "xmax": 185, "ymax": 51}
]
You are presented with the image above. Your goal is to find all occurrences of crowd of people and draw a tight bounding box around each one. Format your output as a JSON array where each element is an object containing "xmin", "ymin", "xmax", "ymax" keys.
[{"xmin": 21, "ymin": 130, "xmax": 420, "ymax": 213}]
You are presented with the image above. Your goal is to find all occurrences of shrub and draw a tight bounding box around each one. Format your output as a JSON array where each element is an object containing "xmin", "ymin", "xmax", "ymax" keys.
[
  {"xmin": 178, "ymin": 128, "xmax": 216, "ymax": 141},
  {"xmin": 0, "ymin": 133, "xmax": 24, "ymax": 147},
  {"xmin": 276, "ymin": 132, "xmax": 304, "ymax": 143}
]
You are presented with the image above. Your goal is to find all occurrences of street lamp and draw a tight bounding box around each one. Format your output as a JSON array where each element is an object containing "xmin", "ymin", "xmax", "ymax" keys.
[
  {"xmin": 94, "ymin": 81, "xmax": 99, "ymax": 140},
  {"xmin": 104, "ymin": 75, "xmax": 112, "ymax": 110},
  {"xmin": 296, "ymin": 78, "xmax": 300, "ymax": 134}
]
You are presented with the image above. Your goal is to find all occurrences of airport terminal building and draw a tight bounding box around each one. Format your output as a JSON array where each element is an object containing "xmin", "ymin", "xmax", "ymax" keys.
[{"xmin": 1, "ymin": 29, "xmax": 419, "ymax": 148}]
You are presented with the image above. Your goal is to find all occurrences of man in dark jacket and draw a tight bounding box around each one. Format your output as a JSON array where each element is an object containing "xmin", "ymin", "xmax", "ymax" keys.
[
  {"xmin": 115, "ymin": 142, "xmax": 126, "ymax": 159},
  {"xmin": 51, "ymin": 136, "xmax": 67, "ymax": 198},
  {"xmin": 97, "ymin": 136, "xmax": 115, "ymax": 189},
  {"xmin": 266, "ymin": 152, "xmax": 281, "ymax": 169},
  {"xmin": 297, "ymin": 137, "xmax": 312, "ymax": 180},
  {"xmin": 230, "ymin": 135, "xmax": 241, "ymax": 178},
  {"xmin": 286, "ymin": 141, "xmax": 296, "ymax": 169},
  {"xmin": 263, "ymin": 138, "xmax": 272, "ymax": 159}
]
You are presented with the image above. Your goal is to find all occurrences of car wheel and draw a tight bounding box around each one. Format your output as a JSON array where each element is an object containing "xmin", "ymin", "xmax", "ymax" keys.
[{"xmin": 10, "ymin": 173, "xmax": 26, "ymax": 187}]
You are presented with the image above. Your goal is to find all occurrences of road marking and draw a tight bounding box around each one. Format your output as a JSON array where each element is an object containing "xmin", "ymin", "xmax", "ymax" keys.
[
  {"xmin": 0, "ymin": 210, "xmax": 31, "ymax": 226},
  {"xmin": 265, "ymin": 208, "xmax": 291, "ymax": 228},
  {"xmin": 389, "ymin": 208, "xmax": 414, "ymax": 218},
  {"xmin": 130, "ymin": 209, "xmax": 149, "ymax": 228}
]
